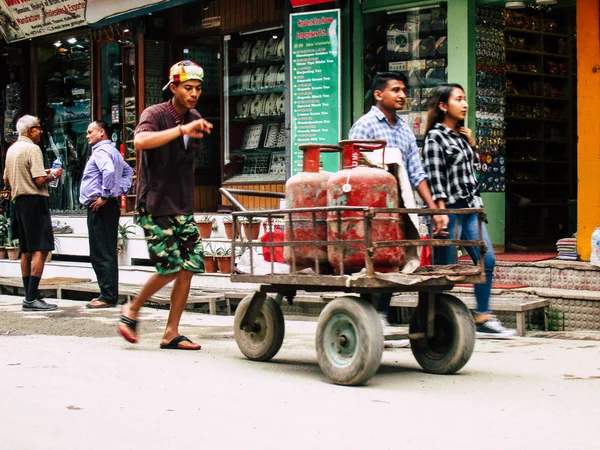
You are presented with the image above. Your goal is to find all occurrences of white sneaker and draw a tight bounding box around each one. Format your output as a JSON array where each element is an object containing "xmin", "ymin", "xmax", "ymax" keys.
[{"xmin": 476, "ymin": 316, "xmax": 517, "ymax": 339}]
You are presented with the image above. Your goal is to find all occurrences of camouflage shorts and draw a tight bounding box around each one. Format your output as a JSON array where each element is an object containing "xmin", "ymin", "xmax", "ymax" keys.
[{"xmin": 137, "ymin": 204, "xmax": 204, "ymax": 275}]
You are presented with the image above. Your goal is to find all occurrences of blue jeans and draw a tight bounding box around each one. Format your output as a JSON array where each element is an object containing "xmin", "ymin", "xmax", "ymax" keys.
[{"xmin": 434, "ymin": 202, "xmax": 495, "ymax": 314}]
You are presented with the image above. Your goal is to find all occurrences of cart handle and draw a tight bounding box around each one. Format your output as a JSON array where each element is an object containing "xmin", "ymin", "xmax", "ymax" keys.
[{"xmin": 219, "ymin": 188, "xmax": 285, "ymax": 212}]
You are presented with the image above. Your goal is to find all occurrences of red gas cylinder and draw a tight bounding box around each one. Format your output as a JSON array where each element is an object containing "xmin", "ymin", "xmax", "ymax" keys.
[
  {"xmin": 285, "ymin": 143, "xmax": 341, "ymax": 272},
  {"xmin": 327, "ymin": 139, "xmax": 405, "ymax": 274}
]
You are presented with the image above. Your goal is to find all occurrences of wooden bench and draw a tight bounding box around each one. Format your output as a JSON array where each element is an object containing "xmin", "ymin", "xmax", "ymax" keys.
[
  {"xmin": 62, "ymin": 282, "xmax": 231, "ymax": 315},
  {"xmin": 391, "ymin": 295, "xmax": 550, "ymax": 337},
  {"xmin": 148, "ymin": 286, "xmax": 231, "ymax": 315},
  {"xmin": 0, "ymin": 278, "xmax": 230, "ymax": 316},
  {"xmin": 0, "ymin": 276, "xmax": 91, "ymax": 299}
]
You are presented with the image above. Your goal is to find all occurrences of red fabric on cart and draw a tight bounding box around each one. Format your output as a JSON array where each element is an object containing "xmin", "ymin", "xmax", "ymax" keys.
[{"xmin": 261, "ymin": 232, "xmax": 285, "ymax": 263}]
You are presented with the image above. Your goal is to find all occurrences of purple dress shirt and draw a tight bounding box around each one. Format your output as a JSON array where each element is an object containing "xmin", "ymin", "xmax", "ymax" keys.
[{"xmin": 79, "ymin": 140, "xmax": 134, "ymax": 206}]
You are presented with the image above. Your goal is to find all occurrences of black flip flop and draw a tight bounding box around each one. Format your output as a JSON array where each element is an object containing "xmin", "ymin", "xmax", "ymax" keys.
[
  {"xmin": 160, "ymin": 335, "xmax": 201, "ymax": 350},
  {"xmin": 118, "ymin": 314, "xmax": 138, "ymax": 343}
]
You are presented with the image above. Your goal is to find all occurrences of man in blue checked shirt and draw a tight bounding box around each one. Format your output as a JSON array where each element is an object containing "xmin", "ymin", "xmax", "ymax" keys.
[
  {"xmin": 79, "ymin": 120, "xmax": 133, "ymax": 309},
  {"xmin": 349, "ymin": 72, "xmax": 448, "ymax": 325}
]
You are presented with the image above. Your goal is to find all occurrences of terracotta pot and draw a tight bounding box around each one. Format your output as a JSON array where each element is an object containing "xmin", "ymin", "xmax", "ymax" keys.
[
  {"xmin": 215, "ymin": 256, "xmax": 233, "ymax": 274},
  {"xmin": 223, "ymin": 222, "xmax": 239, "ymax": 239},
  {"xmin": 196, "ymin": 221, "xmax": 213, "ymax": 239},
  {"xmin": 242, "ymin": 222, "xmax": 261, "ymax": 240},
  {"xmin": 204, "ymin": 256, "xmax": 218, "ymax": 273},
  {"xmin": 0, "ymin": 246, "xmax": 6, "ymax": 259},
  {"xmin": 6, "ymin": 246, "xmax": 19, "ymax": 260}
]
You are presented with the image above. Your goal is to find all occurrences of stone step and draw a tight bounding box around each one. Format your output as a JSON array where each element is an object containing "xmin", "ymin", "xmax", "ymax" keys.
[{"xmin": 490, "ymin": 260, "xmax": 600, "ymax": 291}]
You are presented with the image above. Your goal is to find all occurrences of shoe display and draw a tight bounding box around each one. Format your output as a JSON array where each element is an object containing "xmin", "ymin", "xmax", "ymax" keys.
[
  {"xmin": 23, "ymin": 298, "xmax": 58, "ymax": 311},
  {"xmin": 476, "ymin": 316, "xmax": 516, "ymax": 339}
]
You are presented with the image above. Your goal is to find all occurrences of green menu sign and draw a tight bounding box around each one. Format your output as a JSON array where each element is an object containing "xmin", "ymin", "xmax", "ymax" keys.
[{"xmin": 289, "ymin": 9, "xmax": 341, "ymax": 175}]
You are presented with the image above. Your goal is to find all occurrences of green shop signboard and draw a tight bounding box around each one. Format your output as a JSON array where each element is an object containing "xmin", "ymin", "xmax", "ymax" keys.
[{"xmin": 289, "ymin": 9, "xmax": 341, "ymax": 175}]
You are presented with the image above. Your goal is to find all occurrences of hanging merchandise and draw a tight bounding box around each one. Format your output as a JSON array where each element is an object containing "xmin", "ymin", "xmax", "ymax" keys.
[{"xmin": 475, "ymin": 7, "xmax": 506, "ymax": 193}]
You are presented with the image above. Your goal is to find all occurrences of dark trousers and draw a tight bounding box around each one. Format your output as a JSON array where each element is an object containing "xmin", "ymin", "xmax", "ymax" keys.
[{"xmin": 87, "ymin": 198, "xmax": 120, "ymax": 304}]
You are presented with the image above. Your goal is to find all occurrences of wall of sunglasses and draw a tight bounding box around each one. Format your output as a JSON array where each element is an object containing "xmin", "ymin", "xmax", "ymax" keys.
[{"xmin": 475, "ymin": 7, "xmax": 506, "ymax": 194}]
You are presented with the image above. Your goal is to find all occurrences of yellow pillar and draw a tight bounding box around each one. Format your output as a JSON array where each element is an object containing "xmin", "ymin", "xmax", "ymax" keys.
[{"xmin": 577, "ymin": 0, "xmax": 600, "ymax": 260}]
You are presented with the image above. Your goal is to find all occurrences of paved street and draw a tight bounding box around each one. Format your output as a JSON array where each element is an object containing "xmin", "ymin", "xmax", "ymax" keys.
[{"xmin": 1, "ymin": 293, "xmax": 599, "ymax": 450}]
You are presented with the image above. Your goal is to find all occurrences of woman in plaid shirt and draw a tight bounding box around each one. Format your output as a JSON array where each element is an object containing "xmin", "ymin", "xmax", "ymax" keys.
[{"xmin": 423, "ymin": 83, "xmax": 515, "ymax": 338}]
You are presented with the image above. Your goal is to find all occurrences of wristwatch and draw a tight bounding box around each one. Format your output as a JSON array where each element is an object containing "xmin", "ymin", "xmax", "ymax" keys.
[{"xmin": 101, "ymin": 196, "xmax": 108, "ymax": 201}]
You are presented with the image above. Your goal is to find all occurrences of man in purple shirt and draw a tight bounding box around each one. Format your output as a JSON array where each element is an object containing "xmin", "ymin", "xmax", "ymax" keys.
[{"xmin": 79, "ymin": 120, "xmax": 133, "ymax": 308}]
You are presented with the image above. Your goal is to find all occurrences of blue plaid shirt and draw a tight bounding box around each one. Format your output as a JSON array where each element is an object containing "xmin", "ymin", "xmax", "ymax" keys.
[{"xmin": 348, "ymin": 106, "xmax": 428, "ymax": 189}]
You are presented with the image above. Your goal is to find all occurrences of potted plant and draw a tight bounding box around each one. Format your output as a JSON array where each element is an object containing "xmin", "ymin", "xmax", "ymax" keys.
[
  {"xmin": 195, "ymin": 214, "xmax": 214, "ymax": 239},
  {"xmin": 6, "ymin": 238, "xmax": 19, "ymax": 260},
  {"xmin": 0, "ymin": 214, "xmax": 8, "ymax": 259},
  {"xmin": 222, "ymin": 215, "xmax": 239, "ymax": 240},
  {"xmin": 117, "ymin": 222, "xmax": 137, "ymax": 257},
  {"xmin": 215, "ymin": 246, "xmax": 233, "ymax": 274},
  {"xmin": 240, "ymin": 217, "xmax": 262, "ymax": 241},
  {"xmin": 203, "ymin": 243, "xmax": 218, "ymax": 273}
]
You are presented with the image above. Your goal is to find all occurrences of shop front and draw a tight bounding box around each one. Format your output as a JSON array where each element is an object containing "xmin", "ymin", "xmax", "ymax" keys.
[
  {"xmin": 0, "ymin": 0, "xmax": 591, "ymax": 257},
  {"xmin": 0, "ymin": 0, "xmax": 218, "ymax": 216},
  {"xmin": 353, "ymin": 0, "xmax": 579, "ymax": 253}
]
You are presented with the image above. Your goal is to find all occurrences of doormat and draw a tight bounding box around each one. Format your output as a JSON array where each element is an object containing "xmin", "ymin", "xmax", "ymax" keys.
[
  {"xmin": 459, "ymin": 252, "xmax": 557, "ymax": 263},
  {"xmin": 455, "ymin": 283, "xmax": 528, "ymax": 289},
  {"xmin": 40, "ymin": 277, "xmax": 91, "ymax": 285}
]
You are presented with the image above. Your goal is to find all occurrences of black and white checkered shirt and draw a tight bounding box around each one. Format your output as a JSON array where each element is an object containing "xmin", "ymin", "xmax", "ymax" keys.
[{"xmin": 422, "ymin": 123, "xmax": 481, "ymax": 207}]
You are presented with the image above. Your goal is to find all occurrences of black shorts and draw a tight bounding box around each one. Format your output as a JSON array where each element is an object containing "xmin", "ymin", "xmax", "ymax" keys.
[{"xmin": 12, "ymin": 195, "xmax": 54, "ymax": 253}]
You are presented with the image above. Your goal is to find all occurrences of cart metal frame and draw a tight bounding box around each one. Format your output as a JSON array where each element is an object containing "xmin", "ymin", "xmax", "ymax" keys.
[{"xmin": 221, "ymin": 188, "xmax": 487, "ymax": 386}]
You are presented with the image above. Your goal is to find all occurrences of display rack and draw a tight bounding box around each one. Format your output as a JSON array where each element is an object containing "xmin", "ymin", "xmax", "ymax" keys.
[
  {"xmin": 504, "ymin": 9, "xmax": 574, "ymax": 245},
  {"xmin": 363, "ymin": 4, "xmax": 448, "ymax": 142},
  {"xmin": 223, "ymin": 31, "xmax": 286, "ymax": 184},
  {"xmin": 121, "ymin": 44, "xmax": 138, "ymax": 213}
]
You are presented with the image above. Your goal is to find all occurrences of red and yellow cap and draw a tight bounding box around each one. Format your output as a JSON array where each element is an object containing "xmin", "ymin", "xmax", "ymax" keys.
[{"xmin": 162, "ymin": 60, "xmax": 204, "ymax": 91}]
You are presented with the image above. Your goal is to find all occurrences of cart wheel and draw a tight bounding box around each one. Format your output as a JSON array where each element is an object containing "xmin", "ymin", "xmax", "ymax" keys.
[
  {"xmin": 234, "ymin": 294, "xmax": 285, "ymax": 361},
  {"xmin": 315, "ymin": 297, "xmax": 383, "ymax": 386},
  {"xmin": 409, "ymin": 294, "xmax": 475, "ymax": 374}
]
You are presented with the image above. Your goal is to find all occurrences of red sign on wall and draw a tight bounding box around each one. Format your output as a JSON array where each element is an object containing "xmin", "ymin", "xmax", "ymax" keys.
[{"xmin": 289, "ymin": 0, "xmax": 334, "ymax": 7}]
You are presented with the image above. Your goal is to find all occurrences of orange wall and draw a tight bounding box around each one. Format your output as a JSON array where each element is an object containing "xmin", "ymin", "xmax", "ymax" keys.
[{"xmin": 577, "ymin": 0, "xmax": 600, "ymax": 260}]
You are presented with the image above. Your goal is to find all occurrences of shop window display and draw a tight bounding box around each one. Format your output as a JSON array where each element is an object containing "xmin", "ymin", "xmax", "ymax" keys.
[
  {"xmin": 363, "ymin": 4, "xmax": 448, "ymax": 141},
  {"xmin": 37, "ymin": 35, "xmax": 91, "ymax": 213},
  {"xmin": 223, "ymin": 30, "xmax": 286, "ymax": 182},
  {"xmin": 3, "ymin": 69, "xmax": 21, "ymax": 144},
  {"xmin": 475, "ymin": 7, "xmax": 506, "ymax": 194},
  {"xmin": 502, "ymin": 7, "xmax": 575, "ymax": 245}
]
